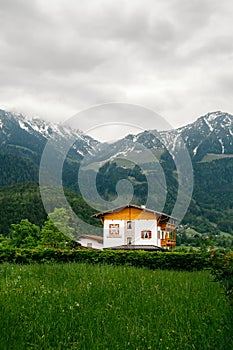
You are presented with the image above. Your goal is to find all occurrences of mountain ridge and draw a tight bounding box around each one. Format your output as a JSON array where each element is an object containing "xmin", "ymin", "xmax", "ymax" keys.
[
  {"xmin": 120, "ymin": 110, "xmax": 233, "ymax": 162},
  {"xmin": 1, "ymin": 108, "xmax": 232, "ymax": 162},
  {"xmin": 0, "ymin": 108, "xmax": 232, "ymax": 238},
  {"xmin": 0, "ymin": 109, "xmax": 99, "ymax": 164}
]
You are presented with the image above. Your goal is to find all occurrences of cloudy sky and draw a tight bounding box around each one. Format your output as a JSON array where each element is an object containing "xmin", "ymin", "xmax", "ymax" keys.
[{"xmin": 1, "ymin": 0, "xmax": 233, "ymax": 140}]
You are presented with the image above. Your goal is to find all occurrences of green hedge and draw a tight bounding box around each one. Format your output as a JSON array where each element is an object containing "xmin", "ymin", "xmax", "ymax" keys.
[
  {"xmin": 1, "ymin": 247, "xmax": 232, "ymax": 302},
  {"xmin": 0, "ymin": 247, "xmax": 218, "ymax": 271}
]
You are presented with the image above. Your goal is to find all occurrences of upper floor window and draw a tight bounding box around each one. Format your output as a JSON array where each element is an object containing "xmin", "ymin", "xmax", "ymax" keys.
[
  {"xmin": 109, "ymin": 224, "xmax": 119, "ymax": 235},
  {"xmin": 141, "ymin": 230, "xmax": 152, "ymax": 239},
  {"xmin": 127, "ymin": 221, "xmax": 132, "ymax": 229}
]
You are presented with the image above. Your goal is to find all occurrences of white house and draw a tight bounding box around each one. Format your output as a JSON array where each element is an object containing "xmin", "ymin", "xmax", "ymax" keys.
[
  {"xmin": 79, "ymin": 204, "xmax": 176, "ymax": 251},
  {"xmin": 79, "ymin": 234, "xmax": 103, "ymax": 250}
]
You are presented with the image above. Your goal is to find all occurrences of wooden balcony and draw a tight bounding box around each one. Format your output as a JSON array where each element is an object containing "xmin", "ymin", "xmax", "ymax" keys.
[{"xmin": 160, "ymin": 239, "xmax": 176, "ymax": 250}]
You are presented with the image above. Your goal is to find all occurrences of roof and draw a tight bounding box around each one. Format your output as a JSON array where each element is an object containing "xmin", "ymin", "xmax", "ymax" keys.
[
  {"xmin": 79, "ymin": 234, "xmax": 103, "ymax": 244},
  {"xmin": 93, "ymin": 204, "xmax": 176, "ymax": 221},
  {"xmin": 104, "ymin": 245, "xmax": 165, "ymax": 251}
]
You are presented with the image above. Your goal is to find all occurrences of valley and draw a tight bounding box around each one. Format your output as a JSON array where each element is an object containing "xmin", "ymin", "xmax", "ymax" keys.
[{"xmin": 0, "ymin": 109, "xmax": 232, "ymax": 249}]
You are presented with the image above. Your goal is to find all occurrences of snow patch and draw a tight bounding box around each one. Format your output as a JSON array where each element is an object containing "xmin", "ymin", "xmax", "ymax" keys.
[
  {"xmin": 26, "ymin": 120, "xmax": 41, "ymax": 133},
  {"xmin": 107, "ymin": 146, "xmax": 135, "ymax": 162},
  {"xmin": 206, "ymin": 112, "xmax": 222, "ymax": 121},
  {"xmin": 193, "ymin": 146, "xmax": 198, "ymax": 156},
  {"xmin": 18, "ymin": 120, "xmax": 29, "ymax": 132},
  {"xmin": 76, "ymin": 149, "xmax": 85, "ymax": 157},
  {"xmin": 193, "ymin": 141, "xmax": 203, "ymax": 156},
  {"xmin": 204, "ymin": 117, "xmax": 214, "ymax": 132},
  {"xmin": 171, "ymin": 134, "xmax": 179, "ymax": 154},
  {"xmin": 219, "ymin": 138, "xmax": 225, "ymax": 154}
]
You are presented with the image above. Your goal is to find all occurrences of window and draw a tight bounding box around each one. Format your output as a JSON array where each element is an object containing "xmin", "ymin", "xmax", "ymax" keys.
[
  {"xmin": 109, "ymin": 224, "xmax": 120, "ymax": 235},
  {"xmin": 127, "ymin": 237, "xmax": 132, "ymax": 245},
  {"xmin": 87, "ymin": 242, "xmax": 92, "ymax": 248},
  {"xmin": 127, "ymin": 221, "xmax": 132, "ymax": 229},
  {"xmin": 141, "ymin": 230, "xmax": 152, "ymax": 239}
]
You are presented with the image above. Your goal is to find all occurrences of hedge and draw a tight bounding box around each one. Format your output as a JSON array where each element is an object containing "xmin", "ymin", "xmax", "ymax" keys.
[{"xmin": 0, "ymin": 247, "xmax": 220, "ymax": 271}]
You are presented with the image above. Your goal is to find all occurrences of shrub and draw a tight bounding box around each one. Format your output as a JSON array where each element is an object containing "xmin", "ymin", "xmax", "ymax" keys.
[
  {"xmin": 210, "ymin": 252, "xmax": 233, "ymax": 303},
  {"xmin": 0, "ymin": 247, "xmax": 215, "ymax": 271}
]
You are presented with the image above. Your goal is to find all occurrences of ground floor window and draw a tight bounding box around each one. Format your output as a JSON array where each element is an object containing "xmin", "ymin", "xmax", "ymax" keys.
[{"xmin": 127, "ymin": 237, "xmax": 132, "ymax": 245}]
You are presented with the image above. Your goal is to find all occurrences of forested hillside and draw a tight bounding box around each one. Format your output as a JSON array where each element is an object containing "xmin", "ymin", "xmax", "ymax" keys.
[
  {"xmin": 95, "ymin": 158, "xmax": 233, "ymax": 235},
  {"xmin": 0, "ymin": 154, "xmax": 38, "ymax": 186},
  {"xmin": 0, "ymin": 183, "xmax": 100, "ymax": 236},
  {"xmin": 182, "ymin": 158, "xmax": 233, "ymax": 236}
]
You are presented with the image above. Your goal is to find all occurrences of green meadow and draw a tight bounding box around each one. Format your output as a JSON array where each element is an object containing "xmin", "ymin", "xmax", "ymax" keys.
[{"xmin": 0, "ymin": 263, "xmax": 232, "ymax": 350}]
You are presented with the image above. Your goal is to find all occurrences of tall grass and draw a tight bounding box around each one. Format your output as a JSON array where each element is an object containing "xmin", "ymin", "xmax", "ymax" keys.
[{"xmin": 0, "ymin": 263, "xmax": 232, "ymax": 349}]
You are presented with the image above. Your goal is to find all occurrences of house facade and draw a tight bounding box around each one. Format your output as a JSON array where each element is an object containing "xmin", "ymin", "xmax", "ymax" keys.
[{"xmin": 79, "ymin": 204, "xmax": 177, "ymax": 250}]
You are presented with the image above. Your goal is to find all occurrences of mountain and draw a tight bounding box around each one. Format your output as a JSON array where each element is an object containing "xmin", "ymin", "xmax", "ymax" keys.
[
  {"xmin": 0, "ymin": 109, "xmax": 99, "ymax": 165},
  {"xmin": 0, "ymin": 108, "xmax": 232, "ymax": 239},
  {"xmin": 105, "ymin": 111, "xmax": 233, "ymax": 163},
  {"xmin": 1, "ymin": 109, "xmax": 232, "ymax": 166},
  {"xmin": 80, "ymin": 111, "xmax": 233, "ymax": 237},
  {"xmin": 0, "ymin": 109, "xmax": 100, "ymax": 187},
  {"xmin": 174, "ymin": 111, "xmax": 233, "ymax": 161}
]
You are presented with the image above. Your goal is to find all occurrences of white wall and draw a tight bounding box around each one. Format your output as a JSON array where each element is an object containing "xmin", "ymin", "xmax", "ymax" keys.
[
  {"xmin": 104, "ymin": 220, "xmax": 124, "ymax": 248},
  {"xmin": 134, "ymin": 220, "xmax": 157, "ymax": 246},
  {"xmin": 103, "ymin": 219, "xmax": 158, "ymax": 248}
]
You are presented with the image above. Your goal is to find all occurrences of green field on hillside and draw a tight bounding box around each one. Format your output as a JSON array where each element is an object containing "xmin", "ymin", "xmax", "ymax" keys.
[
  {"xmin": 200, "ymin": 153, "xmax": 233, "ymax": 162},
  {"xmin": 0, "ymin": 263, "xmax": 232, "ymax": 350}
]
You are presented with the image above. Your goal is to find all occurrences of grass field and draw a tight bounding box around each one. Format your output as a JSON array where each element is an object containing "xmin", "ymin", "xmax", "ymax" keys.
[
  {"xmin": 200, "ymin": 153, "xmax": 233, "ymax": 162},
  {"xmin": 0, "ymin": 263, "xmax": 232, "ymax": 350}
]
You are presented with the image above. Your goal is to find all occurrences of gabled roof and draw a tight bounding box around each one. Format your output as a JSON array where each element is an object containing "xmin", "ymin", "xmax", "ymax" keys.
[
  {"xmin": 79, "ymin": 234, "xmax": 103, "ymax": 244},
  {"xmin": 93, "ymin": 204, "xmax": 176, "ymax": 221}
]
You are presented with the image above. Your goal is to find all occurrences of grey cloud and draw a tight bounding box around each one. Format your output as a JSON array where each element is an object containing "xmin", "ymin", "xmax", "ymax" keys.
[{"xmin": 0, "ymin": 0, "xmax": 233, "ymax": 136}]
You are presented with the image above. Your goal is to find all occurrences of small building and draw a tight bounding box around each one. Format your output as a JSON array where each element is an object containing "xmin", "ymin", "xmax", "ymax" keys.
[
  {"xmin": 79, "ymin": 204, "xmax": 177, "ymax": 250},
  {"xmin": 79, "ymin": 234, "xmax": 103, "ymax": 250}
]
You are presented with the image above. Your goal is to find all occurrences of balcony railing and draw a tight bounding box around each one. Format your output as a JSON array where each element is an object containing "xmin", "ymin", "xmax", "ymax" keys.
[{"xmin": 160, "ymin": 239, "xmax": 176, "ymax": 249}]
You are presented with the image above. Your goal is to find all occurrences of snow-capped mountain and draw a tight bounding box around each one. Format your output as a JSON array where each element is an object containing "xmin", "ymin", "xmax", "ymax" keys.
[
  {"xmin": 100, "ymin": 111, "xmax": 233, "ymax": 163},
  {"xmin": 0, "ymin": 109, "xmax": 99, "ymax": 164},
  {"xmin": 0, "ymin": 109, "xmax": 232, "ymax": 168},
  {"xmin": 175, "ymin": 111, "xmax": 233, "ymax": 160}
]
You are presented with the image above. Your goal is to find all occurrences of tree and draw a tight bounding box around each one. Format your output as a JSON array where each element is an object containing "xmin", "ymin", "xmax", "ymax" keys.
[
  {"xmin": 0, "ymin": 234, "xmax": 11, "ymax": 248},
  {"xmin": 10, "ymin": 219, "xmax": 40, "ymax": 248},
  {"xmin": 40, "ymin": 208, "xmax": 75, "ymax": 248}
]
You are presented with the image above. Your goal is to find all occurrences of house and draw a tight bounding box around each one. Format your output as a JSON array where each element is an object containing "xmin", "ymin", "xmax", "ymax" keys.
[
  {"xmin": 79, "ymin": 234, "xmax": 103, "ymax": 250},
  {"xmin": 79, "ymin": 204, "xmax": 177, "ymax": 250}
]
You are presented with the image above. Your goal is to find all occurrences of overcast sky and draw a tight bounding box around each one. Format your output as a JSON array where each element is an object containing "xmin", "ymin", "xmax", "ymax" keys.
[{"xmin": 1, "ymin": 0, "xmax": 233, "ymax": 140}]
